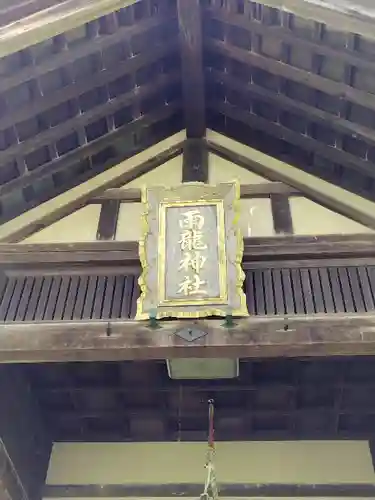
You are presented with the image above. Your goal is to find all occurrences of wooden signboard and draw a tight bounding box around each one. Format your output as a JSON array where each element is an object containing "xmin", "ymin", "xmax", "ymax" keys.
[{"xmin": 136, "ymin": 182, "xmax": 248, "ymax": 320}]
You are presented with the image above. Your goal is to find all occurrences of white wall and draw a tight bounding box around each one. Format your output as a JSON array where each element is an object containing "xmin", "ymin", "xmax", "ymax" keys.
[{"xmin": 46, "ymin": 441, "xmax": 375, "ymax": 485}]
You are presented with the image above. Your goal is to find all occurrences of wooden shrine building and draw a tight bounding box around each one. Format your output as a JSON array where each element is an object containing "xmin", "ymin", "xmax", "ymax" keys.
[{"xmin": 2, "ymin": 1, "xmax": 375, "ymax": 500}]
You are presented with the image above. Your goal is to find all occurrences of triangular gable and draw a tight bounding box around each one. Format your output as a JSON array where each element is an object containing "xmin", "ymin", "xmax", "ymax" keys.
[{"xmin": 2, "ymin": 128, "xmax": 375, "ymax": 244}]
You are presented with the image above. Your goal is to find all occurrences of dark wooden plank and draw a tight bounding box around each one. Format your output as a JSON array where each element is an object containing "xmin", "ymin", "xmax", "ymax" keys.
[
  {"xmin": 72, "ymin": 276, "xmax": 89, "ymax": 320},
  {"xmin": 182, "ymin": 139, "xmax": 209, "ymax": 182},
  {"xmin": 358, "ymin": 267, "xmax": 375, "ymax": 312},
  {"xmin": 24, "ymin": 276, "xmax": 43, "ymax": 321},
  {"xmin": 177, "ymin": 0, "xmax": 205, "ymax": 138},
  {"xmin": 121, "ymin": 275, "xmax": 135, "ymax": 319},
  {"xmin": 43, "ymin": 276, "xmax": 62, "ymax": 320},
  {"xmin": 53, "ymin": 276, "xmax": 71, "ymax": 320},
  {"xmin": 63, "ymin": 276, "xmax": 80, "ymax": 320},
  {"xmin": 111, "ymin": 275, "xmax": 126, "ymax": 319},
  {"xmin": 5, "ymin": 277, "xmax": 26, "ymax": 322},
  {"xmin": 253, "ymin": 269, "xmax": 265, "ymax": 315},
  {"xmin": 0, "ymin": 278, "xmax": 16, "ymax": 321},
  {"xmin": 347, "ymin": 267, "xmax": 366, "ymax": 313},
  {"xmin": 271, "ymin": 194, "xmax": 293, "ymax": 235},
  {"xmin": 82, "ymin": 276, "xmax": 98, "ymax": 319},
  {"xmin": 42, "ymin": 482, "xmax": 375, "ymax": 498},
  {"xmin": 96, "ymin": 201, "xmax": 120, "ymax": 241},
  {"xmin": 34, "ymin": 276, "xmax": 53, "ymax": 320},
  {"xmin": 328, "ymin": 268, "xmax": 345, "ymax": 313},
  {"xmin": 272, "ymin": 268, "xmax": 286, "ymax": 315},
  {"xmin": 263, "ymin": 269, "xmax": 275, "ymax": 315},
  {"xmin": 309, "ymin": 268, "xmax": 325, "ymax": 314},
  {"xmin": 300, "ymin": 269, "xmax": 315, "ymax": 314},
  {"xmin": 130, "ymin": 279, "xmax": 140, "ymax": 319},
  {"xmin": 338, "ymin": 268, "xmax": 355, "ymax": 313},
  {"xmin": 101, "ymin": 275, "xmax": 116, "ymax": 320},
  {"xmin": 245, "ymin": 271, "xmax": 256, "ymax": 315},
  {"xmin": 281, "ymin": 269, "xmax": 295, "ymax": 315},
  {"xmin": 15, "ymin": 276, "xmax": 35, "ymax": 321},
  {"xmin": 318, "ymin": 268, "xmax": 335, "ymax": 314},
  {"xmin": 92, "ymin": 276, "xmax": 107, "ymax": 319}
]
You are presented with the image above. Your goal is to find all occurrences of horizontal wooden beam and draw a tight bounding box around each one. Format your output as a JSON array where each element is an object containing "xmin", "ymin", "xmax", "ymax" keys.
[
  {"xmin": 90, "ymin": 182, "xmax": 300, "ymax": 202},
  {"xmin": 2, "ymin": 234, "xmax": 375, "ymax": 267},
  {"xmin": 0, "ymin": 0, "xmax": 138, "ymax": 57},
  {"xmin": 44, "ymin": 482, "xmax": 375, "ymax": 498},
  {"xmin": 1, "ymin": 313, "xmax": 375, "ymax": 363}
]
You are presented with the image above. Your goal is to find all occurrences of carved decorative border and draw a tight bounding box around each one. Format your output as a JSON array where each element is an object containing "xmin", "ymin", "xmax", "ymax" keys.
[{"xmin": 136, "ymin": 181, "xmax": 248, "ymax": 320}]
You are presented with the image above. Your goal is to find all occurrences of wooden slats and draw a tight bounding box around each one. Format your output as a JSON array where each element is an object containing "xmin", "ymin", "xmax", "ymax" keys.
[{"xmin": 0, "ymin": 265, "xmax": 375, "ymax": 322}]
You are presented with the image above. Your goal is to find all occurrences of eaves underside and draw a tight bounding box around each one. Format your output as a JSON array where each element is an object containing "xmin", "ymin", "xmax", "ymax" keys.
[{"xmin": 0, "ymin": 0, "xmax": 375, "ymax": 223}]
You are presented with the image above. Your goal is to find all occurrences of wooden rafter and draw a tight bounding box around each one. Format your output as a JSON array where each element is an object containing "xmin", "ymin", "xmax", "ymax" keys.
[
  {"xmin": 207, "ymin": 132, "xmax": 375, "ymax": 231},
  {"xmin": 0, "ymin": 0, "xmax": 138, "ymax": 57},
  {"xmin": 177, "ymin": 0, "xmax": 205, "ymax": 138}
]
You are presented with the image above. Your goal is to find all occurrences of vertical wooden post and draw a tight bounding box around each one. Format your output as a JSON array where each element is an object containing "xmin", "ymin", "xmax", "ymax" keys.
[
  {"xmin": 177, "ymin": 0, "xmax": 206, "ymax": 138},
  {"xmin": 0, "ymin": 366, "xmax": 52, "ymax": 500},
  {"xmin": 182, "ymin": 139, "xmax": 209, "ymax": 182}
]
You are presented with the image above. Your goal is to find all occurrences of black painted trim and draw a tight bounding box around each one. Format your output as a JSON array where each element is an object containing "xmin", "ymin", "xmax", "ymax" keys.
[{"xmin": 96, "ymin": 200, "xmax": 120, "ymax": 241}]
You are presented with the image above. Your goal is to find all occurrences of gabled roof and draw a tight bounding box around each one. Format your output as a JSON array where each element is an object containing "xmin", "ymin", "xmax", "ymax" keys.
[{"xmin": 1, "ymin": 0, "xmax": 375, "ymax": 223}]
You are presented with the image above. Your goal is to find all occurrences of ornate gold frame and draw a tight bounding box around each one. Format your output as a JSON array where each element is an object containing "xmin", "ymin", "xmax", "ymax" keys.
[{"xmin": 136, "ymin": 181, "xmax": 248, "ymax": 320}]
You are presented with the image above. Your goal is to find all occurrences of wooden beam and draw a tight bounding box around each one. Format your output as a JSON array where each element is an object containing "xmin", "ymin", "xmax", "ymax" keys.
[
  {"xmin": 207, "ymin": 124, "xmax": 375, "ymax": 231},
  {"xmin": 177, "ymin": 0, "xmax": 205, "ymax": 138},
  {"xmin": 271, "ymin": 194, "xmax": 294, "ymax": 235},
  {"xmin": 0, "ymin": 125, "xmax": 184, "ymax": 244},
  {"xmin": 0, "ymin": 42, "xmax": 175, "ymax": 133},
  {"xmin": 0, "ymin": 72, "xmax": 180, "ymax": 173},
  {"xmin": 0, "ymin": 0, "xmax": 65, "ymax": 27},
  {"xmin": 182, "ymin": 139, "xmax": 209, "ymax": 182},
  {"xmin": 0, "ymin": 365, "xmax": 52, "ymax": 500},
  {"xmin": 206, "ymin": 38, "xmax": 375, "ymax": 113},
  {"xmin": 206, "ymin": 69, "xmax": 375, "ymax": 147},
  {"xmin": 1, "ymin": 314, "xmax": 375, "ymax": 362},
  {"xmin": 44, "ymin": 482, "xmax": 375, "ymax": 498},
  {"xmin": 204, "ymin": 6, "xmax": 375, "ymax": 73},
  {"xmin": 90, "ymin": 182, "xmax": 300, "ymax": 202},
  {"xmin": 0, "ymin": 0, "xmax": 138, "ymax": 58},
  {"xmin": 96, "ymin": 200, "xmax": 120, "ymax": 240},
  {"xmin": 1, "ymin": 234, "xmax": 375, "ymax": 266},
  {"xmin": 255, "ymin": 0, "xmax": 375, "ymax": 42}
]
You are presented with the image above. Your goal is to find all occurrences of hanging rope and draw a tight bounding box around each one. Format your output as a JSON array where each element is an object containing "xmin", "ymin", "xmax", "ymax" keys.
[{"xmin": 200, "ymin": 400, "xmax": 218, "ymax": 500}]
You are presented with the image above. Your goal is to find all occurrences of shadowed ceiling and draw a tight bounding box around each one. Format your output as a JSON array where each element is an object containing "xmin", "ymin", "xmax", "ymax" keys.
[
  {"xmin": 22, "ymin": 356, "xmax": 375, "ymax": 442},
  {"xmin": 1, "ymin": 0, "xmax": 375, "ymax": 223}
]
